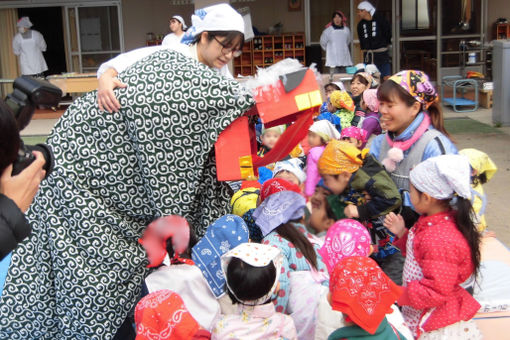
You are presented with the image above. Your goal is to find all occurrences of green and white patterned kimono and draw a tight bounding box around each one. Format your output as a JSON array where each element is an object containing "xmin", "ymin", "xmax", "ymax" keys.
[{"xmin": 0, "ymin": 50, "xmax": 254, "ymax": 339}]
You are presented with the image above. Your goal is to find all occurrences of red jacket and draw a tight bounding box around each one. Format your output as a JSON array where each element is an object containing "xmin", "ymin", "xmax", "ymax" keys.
[{"xmin": 395, "ymin": 211, "xmax": 480, "ymax": 333}]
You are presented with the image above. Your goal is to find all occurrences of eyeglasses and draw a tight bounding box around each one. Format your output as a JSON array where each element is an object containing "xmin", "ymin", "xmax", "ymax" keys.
[{"xmin": 213, "ymin": 36, "xmax": 242, "ymax": 58}]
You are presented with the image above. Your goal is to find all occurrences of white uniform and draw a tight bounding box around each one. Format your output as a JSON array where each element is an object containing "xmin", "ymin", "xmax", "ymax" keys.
[
  {"xmin": 161, "ymin": 33, "xmax": 183, "ymax": 46},
  {"xmin": 12, "ymin": 30, "xmax": 48, "ymax": 75},
  {"xmin": 320, "ymin": 25, "xmax": 353, "ymax": 67},
  {"xmin": 97, "ymin": 43, "xmax": 233, "ymax": 79}
]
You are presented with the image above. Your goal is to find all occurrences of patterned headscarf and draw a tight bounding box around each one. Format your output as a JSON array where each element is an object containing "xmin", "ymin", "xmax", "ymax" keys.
[
  {"xmin": 191, "ymin": 214, "xmax": 249, "ymax": 298},
  {"xmin": 180, "ymin": 3, "xmax": 245, "ymax": 45},
  {"xmin": 309, "ymin": 120, "xmax": 341, "ymax": 143},
  {"xmin": 329, "ymin": 257, "xmax": 402, "ymax": 335},
  {"xmin": 318, "ymin": 219, "xmax": 371, "ymax": 274},
  {"xmin": 230, "ymin": 187, "xmax": 259, "ymax": 217},
  {"xmin": 318, "ymin": 140, "xmax": 363, "ymax": 175},
  {"xmin": 388, "ymin": 70, "xmax": 438, "ymax": 109},
  {"xmin": 259, "ymin": 178, "xmax": 302, "ymax": 203},
  {"xmin": 362, "ymin": 89, "xmax": 379, "ymax": 112},
  {"xmin": 138, "ymin": 215, "xmax": 191, "ymax": 268},
  {"xmin": 340, "ymin": 126, "xmax": 368, "ymax": 144},
  {"xmin": 221, "ymin": 243, "xmax": 283, "ymax": 306},
  {"xmin": 330, "ymin": 90, "xmax": 355, "ymax": 112},
  {"xmin": 272, "ymin": 158, "xmax": 306, "ymax": 184},
  {"xmin": 253, "ymin": 191, "xmax": 306, "ymax": 237},
  {"xmin": 135, "ymin": 290, "xmax": 202, "ymax": 340},
  {"xmin": 409, "ymin": 155, "xmax": 472, "ymax": 200}
]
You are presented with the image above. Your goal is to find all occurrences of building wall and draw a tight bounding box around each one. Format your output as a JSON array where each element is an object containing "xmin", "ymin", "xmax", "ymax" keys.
[{"xmin": 487, "ymin": 2, "xmax": 510, "ymax": 41}]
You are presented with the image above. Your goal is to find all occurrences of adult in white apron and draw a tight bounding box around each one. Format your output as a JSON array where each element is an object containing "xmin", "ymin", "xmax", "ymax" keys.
[{"xmin": 12, "ymin": 16, "xmax": 48, "ymax": 77}]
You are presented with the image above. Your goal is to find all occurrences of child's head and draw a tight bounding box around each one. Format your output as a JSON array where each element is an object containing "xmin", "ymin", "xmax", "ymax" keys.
[
  {"xmin": 135, "ymin": 290, "xmax": 206, "ymax": 339},
  {"xmin": 308, "ymin": 120, "xmax": 341, "ymax": 148},
  {"xmin": 230, "ymin": 187, "xmax": 260, "ymax": 217},
  {"xmin": 328, "ymin": 256, "xmax": 402, "ymax": 335},
  {"xmin": 377, "ymin": 70, "xmax": 449, "ymax": 138},
  {"xmin": 361, "ymin": 88, "xmax": 379, "ymax": 112},
  {"xmin": 329, "ymin": 90, "xmax": 355, "ymax": 113},
  {"xmin": 272, "ymin": 158, "xmax": 306, "ymax": 185},
  {"xmin": 324, "ymin": 82, "xmax": 341, "ymax": 99},
  {"xmin": 349, "ymin": 72, "xmax": 372, "ymax": 97},
  {"xmin": 191, "ymin": 214, "xmax": 249, "ymax": 298},
  {"xmin": 138, "ymin": 215, "xmax": 193, "ymax": 268},
  {"xmin": 340, "ymin": 126, "xmax": 368, "ymax": 149},
  {"xmin": 222, "ymin": 243, "xmax": 282, "ymax": 306},
  {"xmin": 309, "ymin": 179, "xmax": 336, "ymax": 233},
  {"xmin": 318, "ymin": 219, "xmax": 372, "ymax": 274},
  {"xmin": 318, "ymin": 140, "xmax": 363, "ymax": 195},
  {"xmin": 258, "ymin": 177, "xmax": 302, "ymax": 204},
  {"xmin": 260, "ymin": 125, "xmax": 285, "ymax": 149},
  {"xmin": 409, "ymin": 155, "xmax": 481, "ymax": 276},
  {"xmin": 459, "ymin": 148, "xmax": 497, "ymax": 186}
]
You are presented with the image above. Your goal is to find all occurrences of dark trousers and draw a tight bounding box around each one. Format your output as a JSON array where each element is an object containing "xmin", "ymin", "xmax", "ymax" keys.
[{"xmin": 373, "ymin": 251, "xmax": 405, "ymax": 285}]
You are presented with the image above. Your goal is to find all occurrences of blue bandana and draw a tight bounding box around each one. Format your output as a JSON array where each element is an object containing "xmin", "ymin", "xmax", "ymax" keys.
[{"xmin": 191, "ymin": 214, "xmax": 249, "ymax": 298}]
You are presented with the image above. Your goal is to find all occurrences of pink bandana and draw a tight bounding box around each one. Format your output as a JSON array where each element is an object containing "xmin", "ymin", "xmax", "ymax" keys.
[
  {"xmin": 341, "ymin": 126, "xmax": 368, "ymax": 144},
  {"xmin": 318, "ymin": 219, "xmax": 371, "ymax": 274}
]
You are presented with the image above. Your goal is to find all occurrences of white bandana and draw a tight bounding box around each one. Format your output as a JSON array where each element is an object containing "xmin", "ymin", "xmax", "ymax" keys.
[
  {"xmin": 17, "ymin": 16, "xmax": 33, "ymax": 28},
  {"xmin": 309, "ymin": 120, "xmax": 341, "ymax": 142},
  {"xmin": 358, "ymin": 1, "xmax": 376, "ymax": 16},
  {"xmin": 272, "ymin": 158, "xmax": 306, "ymax": 183},
  {"xmin": 221, "ymin": 243, "xmax": 283, "ymax": 306},
  {"xmin": 409, "ymin": 155, "xmax": 472, "ymax": 200}
]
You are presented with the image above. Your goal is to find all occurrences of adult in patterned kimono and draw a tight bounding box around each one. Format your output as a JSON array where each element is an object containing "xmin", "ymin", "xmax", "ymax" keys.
[{"xmin": 0, "ymin": 4, "xmax": 253, "ymax": 340}]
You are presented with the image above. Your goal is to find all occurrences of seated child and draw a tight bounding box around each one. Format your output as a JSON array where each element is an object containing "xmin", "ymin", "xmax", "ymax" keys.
[
  {"xmin": 212, "ymin": 243, "xmax": 297, "ymax": 340},
  {"xmin": 349, "ymin": 72, "xmax": 373, "ymax": 127},
  {"xmin": 139, "ymin": 215, "xmax": 220, "ymax": 331},
  {"xmin": 317, "ymin": 90, "xmax": 355, "ymax": 132},
  {"xmin": 305, "ymin": 120, "xmax": 340, "ymax": 198},
  {"xmin": 459, "ymin": 148, "xmax": 498, "ymax": 233},
  {"xmin": 272, "ymin": 158, "xmax": 307, "ymax": 187},
  {"xmin": 319, "ymin": 82, "xmax": 342, "ymax": 115},
  {"xmin": 384, "ymin": 155, "xmax": 482, "ymax": 339},
  {"xmin": 360, "ymin": 89, "xmax": 382, "ymax": 141},
  {"xmin": 308, "ymin": 180, "xmax": 337, "ymax": 237},
  {"xmin": 191, "ymin": 214, "xmax": 250, "ymax": 315},
  {"xmin": 257, "ymin": 124, "xmax": 286, "ymax": 157},
  {"xmin": 327, "ymin": 256, "xmax": 406, "ymax": 340},
  {"xmin": 135, "ymin": 289, "xmax": 211, "ymax": 340},
  {"xmin": 318, "ymin": 140, "xmax": 404, "ymax": 284},
  {"xmin": 340, "ymin": 126, "xmax": 368, "ymax": 149}
]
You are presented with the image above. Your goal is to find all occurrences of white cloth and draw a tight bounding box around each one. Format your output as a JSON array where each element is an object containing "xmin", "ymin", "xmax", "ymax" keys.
[
  {"xmin": 320, "ymin": 26, "xmax": 353, "ymax": 68},
  {"xmin": 12, "ymin": 30, "xmax": 48, "ymax": 75},
  {"xmin": 358, "ymin": 1, "xmax": 376, "ymax": 16},
  {"xmin": 409, "ymin": 154, "xmax": 472, "ymax": 200},
  {"xmin": 144, "ymin": 264, "xmax": 221, "ymax": 331},
  {"xmin": 190, "ymin": 3, "xmax": 244, "ymax": 37},
  {"xmin": 172, "ymin": 15, "xmax": 187, "ymax": 29},
  {"xmin": 96, "ymin": 43, "xmax": 233, "ymax": 79},
  {"xmin": 17, "ymin": 16, "xmax": 33, "ymax": 28},
  {"xmin": 161, "ymin": 33, "xmax": 183, "ymax": 46},
  {"xmin": 309, "ymin": 120, "xmax": 341, "ymax": 142},
  {"xmin": 418, "ymin": 319, "xmax": 482, "ymax": 339},
  {"xmin": 273, "ymin": 158, "xmax": 307, "ymax": 184}
]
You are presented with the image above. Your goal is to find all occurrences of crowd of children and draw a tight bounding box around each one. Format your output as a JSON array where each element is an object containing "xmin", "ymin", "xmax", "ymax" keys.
[{"xmin": 125, "ymin": 67, "xmax": 499, "ymax": 340}]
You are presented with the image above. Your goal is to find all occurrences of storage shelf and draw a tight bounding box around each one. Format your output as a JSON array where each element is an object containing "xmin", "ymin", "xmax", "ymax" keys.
[{"xmin": 233, "ymin": 33, "xmax": 306, "ymax": 77}]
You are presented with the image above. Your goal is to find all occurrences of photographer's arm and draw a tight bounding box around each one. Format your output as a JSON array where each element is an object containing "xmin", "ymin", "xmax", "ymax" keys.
[{"xmin": 0, "ymin": 152, "xmax": 45, "ymax": 260}]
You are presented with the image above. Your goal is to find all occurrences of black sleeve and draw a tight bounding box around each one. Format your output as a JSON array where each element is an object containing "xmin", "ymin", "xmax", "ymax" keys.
[
  {"xmin": 0, "ymin": 194, "xmax": 31, "ymax": 260},
  {"xmin": 357, "ymin": 22, "xmax": 367, "ymax": 50},
  {"xmin": 381, "ymin": 16, "xmax": 392, "ymax": 46}
]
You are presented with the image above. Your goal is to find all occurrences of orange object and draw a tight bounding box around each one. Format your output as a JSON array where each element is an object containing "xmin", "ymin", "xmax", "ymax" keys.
[{"xmin": 215, "ymin": 68, "xmax": 321, "ymax": 181}]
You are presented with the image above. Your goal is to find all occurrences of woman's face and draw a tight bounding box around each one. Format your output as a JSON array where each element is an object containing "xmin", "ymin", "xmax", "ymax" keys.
[
  {"xmin": 169, "ymin": 19, "xmax": 183, "ymax": 34},
  {"xmin": 198, "ymin": 32, "xmax": 242, "ymax": 69},
  {"xmin": 333, "ymin": 14, "xmax": 343, "ymax": 26},
  {"xmin": 378, "ymin": 91, "xmax": 420, "ymax": 135},
  {"xmin": 350, "ymin": 78, "xmax": 368, "ymax": 97}
]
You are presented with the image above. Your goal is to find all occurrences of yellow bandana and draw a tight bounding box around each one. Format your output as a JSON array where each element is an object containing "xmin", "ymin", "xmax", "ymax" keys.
[
  {"xmin": 318, "ymin": 140, "xmax": 363, "ymax": 175},
  {"xmin": 329, "ymin": 90, "xmax": 355, "ymax": 112}
]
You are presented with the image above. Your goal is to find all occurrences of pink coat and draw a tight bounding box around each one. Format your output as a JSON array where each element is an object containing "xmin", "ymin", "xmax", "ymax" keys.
[{"xmin": 305, "ymin": 145, "xmax": 325, "ymax": 197}]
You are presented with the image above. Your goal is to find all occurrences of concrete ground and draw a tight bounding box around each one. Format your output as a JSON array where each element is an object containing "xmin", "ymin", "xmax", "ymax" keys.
[{"xmin": 22, "ymin": 103, "xmax": 510, "ymax": 247}]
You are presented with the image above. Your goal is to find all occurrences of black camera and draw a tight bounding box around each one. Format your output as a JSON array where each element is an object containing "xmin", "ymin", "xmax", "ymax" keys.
[{"xmin": 4, "ymin": 76, "xmax": 62, "ymax": 177}]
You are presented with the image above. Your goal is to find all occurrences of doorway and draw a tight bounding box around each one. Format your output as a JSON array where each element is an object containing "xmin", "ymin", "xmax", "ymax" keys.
[{"xmin": 18, "ymin": 7, "xmax": 67, "ymax": 75}]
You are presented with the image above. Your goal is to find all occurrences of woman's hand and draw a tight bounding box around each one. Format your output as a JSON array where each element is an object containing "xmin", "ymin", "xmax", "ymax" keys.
[
  {"xmin": 0, "ymin": 151, "xmax": 46, "ymax": 212},
  {"xmin": 383, "ymin": 212, "xmax": 406, "ymax": 238},
  {"xmin": 97, "ymin": 68, "xmax": 127, "ymax": 113}
]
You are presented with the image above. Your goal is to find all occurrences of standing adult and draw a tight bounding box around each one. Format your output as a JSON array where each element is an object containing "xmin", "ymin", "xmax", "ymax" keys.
[
  {"xmin": 357, "ymin": 1, "xmax": 392, "ymax": 80},
  {"xmin": 0, "ymin": 4, "xmax": 253, "ymax": 340},
  {"xmin": 12, "ymin": 16, "xmax": 48, "ymax": 77},
  {"xmin": 320, "ymin": 11, "xmax": 353, "ymax": 81},
  {"xmin": 161, "ymin": 15, "xmax": 187, "ymax": 46}
]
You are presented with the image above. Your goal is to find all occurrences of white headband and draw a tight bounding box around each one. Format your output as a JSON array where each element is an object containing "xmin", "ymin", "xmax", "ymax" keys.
[
  {"xmin": 272, "ymin": 158, "xmax": 306, "ymax": 184},
  {"xmin": 172, "ymin": 15, "xmax": 187, "ymax": 30},
  {"xmin": 409, "ymin": 155, "xmax": 472, "ymax": 200},
  {"xmin": 358, "ymin": 1, "xmax": 376, "ymax": 16}
]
